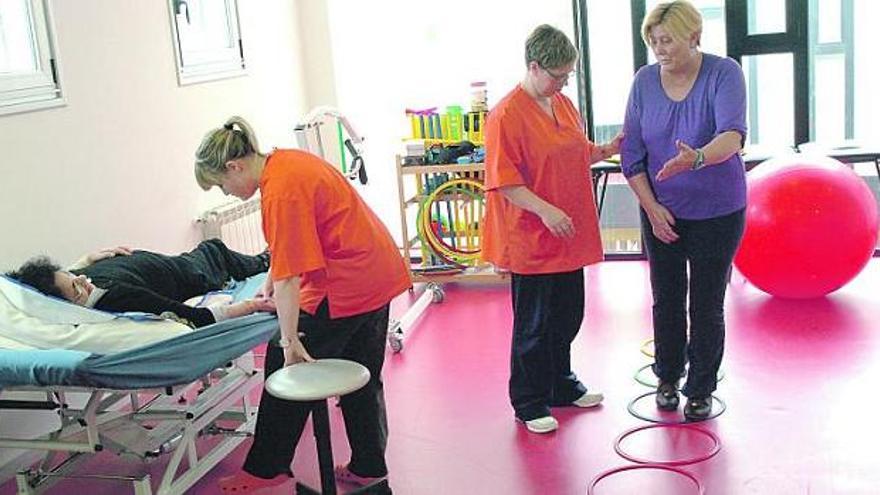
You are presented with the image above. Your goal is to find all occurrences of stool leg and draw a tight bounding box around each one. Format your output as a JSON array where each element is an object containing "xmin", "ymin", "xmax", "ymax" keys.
[{"xmin": 312, "ymin": 400, "xmax": 337, "ymax": 495}]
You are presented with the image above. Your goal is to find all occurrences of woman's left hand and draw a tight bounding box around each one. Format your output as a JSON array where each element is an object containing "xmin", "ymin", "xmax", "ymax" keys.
[
  {"xmin": 538, "ymin": 204, "xmax": 576, "ymax": 238},
  {"xmin": 656, "ymin": 140, "xmax": 699, "ymax": 181},
  {"xmin": 605, "ymin": 131, "xmax": 624, "ymax": 156},
  {"xmin": 256, "ymin": 271, "xmax": 274, "ymax": 299},
  {"xmin": 283, "ymin": 339, "xmax": 315, "ymax": 367}
]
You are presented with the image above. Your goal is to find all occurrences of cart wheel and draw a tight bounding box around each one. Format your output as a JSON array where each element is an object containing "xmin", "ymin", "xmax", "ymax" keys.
[
  {"xmin": 387, "ymin": 320, "xmax": 404, "ymax": 353},
  {"xmin": 428, "ymin": 283, "xmax": 445, "ymax": 303},
  {"xmin": 388, "ymin": 334, "xmax": 403, "ymax": 353}
]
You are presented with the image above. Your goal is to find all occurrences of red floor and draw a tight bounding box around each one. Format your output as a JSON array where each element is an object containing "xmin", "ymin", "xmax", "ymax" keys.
[{"xmin": 5, "ymin": 259, "xmax": 880, "ymax": 494}]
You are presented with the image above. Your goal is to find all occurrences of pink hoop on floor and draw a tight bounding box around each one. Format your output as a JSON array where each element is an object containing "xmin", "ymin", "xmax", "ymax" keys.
[
  {"xmin": 614, "ymin": 423, "xmax": 721, "ymax": 466},
  {"xmin": 587, "ymin": 464, "xmax": 704, "ymax": 494}
]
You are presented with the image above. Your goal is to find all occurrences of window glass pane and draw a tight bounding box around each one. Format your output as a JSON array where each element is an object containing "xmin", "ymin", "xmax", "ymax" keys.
[
  {"xmin": 174, "ymin": 0, "xmax": 235, "ymax": 64},
  {"xmin": 853, "ymin": 0, "xmax": 880, "ymax": 144},
  {"xmin": 169, "ymin": 0, "xmax": 244, "ymax": 85},
  {"xmin": 742, "ymin": 53, "xmax": 794, "ymax": 148},
  {"xmin": 644, "ymin": 0, "xmax": 727, "ymax": 62},
  {"xmin": 586, "ymin": 0, "xmax": 632, "ymax": 142},
  {"xmin": 0, "ymin": 0, "xmax": 37, "ymax": 73},
  {"xmin": 812, "ymin": 53, "xmax": 845, "ymax": 144},
  {"xmin": 587, "ymin": 1, "xmax": 641, "ymax": 255},
  {"xmin": 852, "ymin": 0, "xmax": 880, "ymax": 250},
  {"xmin": 699, "ymin": 2, "xmax": 727, "ymax": 56},
  {"xmin": 817, "ymin": 0, "xmax": 842, "ymax": 43},
  {"xmin": 0, "ymin": 0, "xmax": 63, "ymax": 115},
  {"xmin": 748, "ymin": 0, "xmax": 786, "ymax": 35},
  {"xmin": 596, "ymin": 175, "xmax": 642, "ymax": 255}
]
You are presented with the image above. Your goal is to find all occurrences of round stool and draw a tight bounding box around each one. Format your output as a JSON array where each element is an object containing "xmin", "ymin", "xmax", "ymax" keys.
[{"xmin": 266, "ymin": 359, "xmax": 385, "ymax": 494}]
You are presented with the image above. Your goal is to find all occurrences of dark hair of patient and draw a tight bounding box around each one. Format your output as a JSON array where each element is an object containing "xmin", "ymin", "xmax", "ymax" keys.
[{"xmin": 5, "ymin": 256, "xmax": 64, "ymax": 299}]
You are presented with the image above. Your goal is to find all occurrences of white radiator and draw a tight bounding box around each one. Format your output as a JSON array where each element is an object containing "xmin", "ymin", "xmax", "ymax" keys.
[{"xmin": 197, "ymin": 197, "xmax": 266, "ymax": 255}]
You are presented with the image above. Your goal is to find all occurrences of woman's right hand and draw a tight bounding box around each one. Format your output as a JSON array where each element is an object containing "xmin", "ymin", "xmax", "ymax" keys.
[{"xmin": 645, "ymin": 202, "xmax": 679, "ymax": 244}]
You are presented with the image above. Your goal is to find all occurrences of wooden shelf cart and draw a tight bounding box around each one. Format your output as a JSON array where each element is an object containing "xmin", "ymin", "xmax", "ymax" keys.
[{"xmin": 387, "ymin": 156, "xmax": 507, "ymax": 352}]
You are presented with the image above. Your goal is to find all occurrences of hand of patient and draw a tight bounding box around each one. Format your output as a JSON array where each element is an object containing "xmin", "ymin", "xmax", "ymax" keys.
[
  {"xmin": 248, "ymin": 296, "xmax": 276, "ymax": 313},
  {"xmin": 214, "ymin": 297, "xmax": 276, "ymax": 322},
  {"xmin": 87, "ymin": 246, "xmax": 134, "ymax": 263},
  {"xmin": 68, "ymin": 246, "xmax": 134, "ymax": 270}
]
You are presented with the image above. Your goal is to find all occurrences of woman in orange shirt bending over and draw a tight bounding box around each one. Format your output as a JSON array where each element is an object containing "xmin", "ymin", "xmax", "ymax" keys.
[
  {"xmin": 482, "ymin": 24, "xmax": 622, "ymax": 434},
  {"xmin": 194, "ymin": 117, "xmax": 411, "ymax": 492}
]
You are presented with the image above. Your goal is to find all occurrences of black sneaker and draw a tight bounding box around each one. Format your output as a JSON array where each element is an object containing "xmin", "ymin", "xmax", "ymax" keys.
[
  {"xmin": 656, "ymin": 381, "xmax": 680, "ymax": 411},
  {"xmin": 684, "ymin": 396, "xmax": 712, "ymax": 421}
]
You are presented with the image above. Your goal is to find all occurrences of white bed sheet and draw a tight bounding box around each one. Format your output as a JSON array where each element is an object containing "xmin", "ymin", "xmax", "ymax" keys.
[{"xmin": 0, "ymin": 276, "xmax": 192, "ymax": 353}]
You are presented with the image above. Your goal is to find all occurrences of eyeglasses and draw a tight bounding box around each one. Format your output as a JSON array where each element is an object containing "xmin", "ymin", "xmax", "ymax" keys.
[{"xmin": 540, "ymin": 65, "xmax": 578, "ymax": 83}]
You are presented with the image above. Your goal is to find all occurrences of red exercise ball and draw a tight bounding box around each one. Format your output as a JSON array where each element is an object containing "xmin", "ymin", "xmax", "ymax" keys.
[{"xmin": 734, "ymin": 154, "xmax": 879, "ymax": 299}]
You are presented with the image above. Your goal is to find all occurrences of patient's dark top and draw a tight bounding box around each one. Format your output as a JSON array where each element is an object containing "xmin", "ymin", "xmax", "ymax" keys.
[{"xmin": 71, "ymin": 240, "xmax": 268, "ymax": 327}]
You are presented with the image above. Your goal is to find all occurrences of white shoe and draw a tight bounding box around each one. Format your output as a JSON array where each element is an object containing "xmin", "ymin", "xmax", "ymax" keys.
[
  {"xmin": 522, "ymin": 415, "xmax": 558, "ymax": 434},
  {"xmin": 572, "ymin": 392, "xmax": 604, "ymax": 408}
]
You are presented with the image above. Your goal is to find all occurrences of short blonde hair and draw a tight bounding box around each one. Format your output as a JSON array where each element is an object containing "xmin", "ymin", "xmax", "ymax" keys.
[
  {"xmin": 641, "ymin": 1, "xmax": 703, "ymax": 46},
  {"xmin": 525, "ymin": 24, "xmax": 578, "ymax": 70},
  {"xmin": 194, "ymin": 116, "xmax": 260, "ymax": 190}
]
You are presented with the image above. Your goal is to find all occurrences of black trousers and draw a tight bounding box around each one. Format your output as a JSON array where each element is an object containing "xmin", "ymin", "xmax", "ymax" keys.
[
  {"xmin": 509, "ymin": 269, "xmax": 588, "ymax": 421},
  {"xmin": 641, "ymin": 208, "xmax": 745, "ymax": 399},
  {"xmin": 243, "ymin": 300, "xmax": 390, "ymax": 479},
  {"xmin": 171, "ymin": 239, "xmax": 270, "ymax": 297}
]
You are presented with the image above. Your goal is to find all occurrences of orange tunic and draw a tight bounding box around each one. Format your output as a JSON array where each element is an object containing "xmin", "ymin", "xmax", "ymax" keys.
[
  {"xmin": 481, "ymin": 86, "xmax": 603, "ymax": 274},
  {"xmin": 260, "ymin": 150, "xmax": 411, "ymax": 318}
]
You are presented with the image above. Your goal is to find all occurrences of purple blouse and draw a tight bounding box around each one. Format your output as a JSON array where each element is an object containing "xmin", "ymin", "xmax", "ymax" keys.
[{"xmin": 620, "ymin": 53, "xmax": 747, "ymax": 220}]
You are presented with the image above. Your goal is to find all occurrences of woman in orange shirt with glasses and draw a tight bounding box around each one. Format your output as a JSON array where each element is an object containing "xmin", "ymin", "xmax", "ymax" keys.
[{"xmin": 482, "ymin": 24, "xmax": 622, "ymax": 434}]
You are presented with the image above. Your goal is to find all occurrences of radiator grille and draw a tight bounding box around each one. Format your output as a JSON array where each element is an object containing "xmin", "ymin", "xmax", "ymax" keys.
[{"xmin": 197, "ymin": 197, "xmax": 266, "ymax": 255}]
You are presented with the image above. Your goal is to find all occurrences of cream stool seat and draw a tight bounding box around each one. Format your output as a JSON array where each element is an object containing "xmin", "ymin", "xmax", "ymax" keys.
[
  {"xmin": 266, "ymin": 358, "xmax": 370, "ymax": 401},
  {"xmin": 265, "ymin": 359, "xmax": 388, "ymax": 494}
]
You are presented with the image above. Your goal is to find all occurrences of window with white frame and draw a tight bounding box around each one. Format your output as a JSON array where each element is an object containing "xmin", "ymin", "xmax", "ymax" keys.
[
  {"xmin": 0, "ymin": 0, "xmax": 63, "ymax": 116},
  {"xmin": 168, "ymin": 0, "xmax": 245, "ymax": 85}
]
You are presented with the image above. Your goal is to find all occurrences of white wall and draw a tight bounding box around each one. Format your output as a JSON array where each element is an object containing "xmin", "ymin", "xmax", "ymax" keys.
[
  {"xmin": 0, "ymin": 0, "xmax": 307, "ymax": 270},
  {"xmin": 297, "ymin": 0, "xmax": 338, "ymax": 108}
]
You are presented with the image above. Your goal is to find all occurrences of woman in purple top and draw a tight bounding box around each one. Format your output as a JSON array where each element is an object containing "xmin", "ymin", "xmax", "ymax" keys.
[{"xmin": 620, "ymin": 0, "xmax": 747, "ymax": 421}]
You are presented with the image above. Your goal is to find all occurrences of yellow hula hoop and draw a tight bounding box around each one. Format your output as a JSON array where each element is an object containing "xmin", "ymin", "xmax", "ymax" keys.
[
  {"xmin": 418, "ymin": 189, "xmax": 479, "ymax": 264},
  {"xmin": 417, "ymin": 178, "xmax": 485, "ymax": 266}
]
